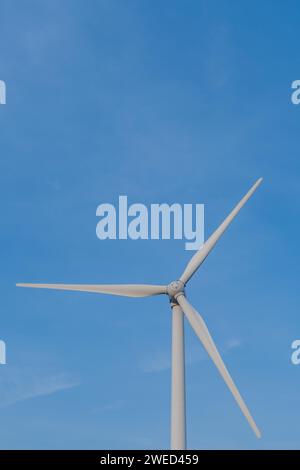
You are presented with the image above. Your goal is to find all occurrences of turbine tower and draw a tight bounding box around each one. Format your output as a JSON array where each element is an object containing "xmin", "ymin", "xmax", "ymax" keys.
[{"xmin": 17, "ymin": 178, "xmax": 263, "ymax": 449}]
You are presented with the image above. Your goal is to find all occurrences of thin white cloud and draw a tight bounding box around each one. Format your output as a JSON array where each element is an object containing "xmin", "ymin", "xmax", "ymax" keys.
[
  {"xmin": 226, "ymin": 338, "xmax": 242, "ymax": 350},
  {"xmin": 0, "ymin": 367, "xmax": 80, "ymax": 408},
  {"xmin": 141, "ymin": 338, "xmax": 242, "ymax": 373},
  {"xmin": 93, "ymin": 399, "xmax": 125, "ymax": 414},
  {"xmin": 140, "ymin": 351, "xmax": 171, "ymax": 373}
]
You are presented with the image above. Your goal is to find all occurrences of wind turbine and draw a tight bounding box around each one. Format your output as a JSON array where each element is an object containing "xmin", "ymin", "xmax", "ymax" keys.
[{"xmin": 17, "ymin": 178, "xmax": 263, "ymax": 449}]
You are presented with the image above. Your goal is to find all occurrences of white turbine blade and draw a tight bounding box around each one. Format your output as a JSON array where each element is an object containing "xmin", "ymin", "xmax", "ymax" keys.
[
  {"xmin": 177, "ymin": 295, "xmax": 261, "ymax": 438},
  {"xmin": 16, "ymin": 283, "xmax": 167, "ymax": 298},
  {"xmin": 180, "ymin": 178, "xmax": 263, "ymax": 285}
]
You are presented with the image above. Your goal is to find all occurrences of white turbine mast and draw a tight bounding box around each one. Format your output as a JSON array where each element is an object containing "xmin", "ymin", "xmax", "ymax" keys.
[{"xmin": 17, "ymin": 178, "xmax": 263, "ymax": 449}]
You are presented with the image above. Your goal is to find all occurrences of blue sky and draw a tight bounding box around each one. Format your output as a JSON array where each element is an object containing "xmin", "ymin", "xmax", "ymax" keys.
[{"xmin": 0, "ymin": 0, "xmax": 300, "ymax": 449}]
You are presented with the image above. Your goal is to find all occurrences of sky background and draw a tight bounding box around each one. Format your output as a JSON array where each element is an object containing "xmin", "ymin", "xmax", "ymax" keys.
[{"xmin": 0, "ymin": 0, "xmax": 300, "ymax": 450}]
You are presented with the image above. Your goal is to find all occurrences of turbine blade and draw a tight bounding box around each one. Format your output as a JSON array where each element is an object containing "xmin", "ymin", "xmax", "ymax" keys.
[
  {"xmin": 180, "ymin": 178, "xmax": 263, "ymax": 285},
  {"xmin": 16, "ymin": 283, "xmax": 167, "ymax": 298},
  {"xmin": 177, "ymin": 295, "xmax": 261, "ymax": 438}
]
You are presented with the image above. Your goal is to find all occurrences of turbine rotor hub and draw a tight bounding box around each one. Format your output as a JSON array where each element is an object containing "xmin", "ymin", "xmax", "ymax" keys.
[{"xmin": 167, "ymin": 280, "xmax": 185, "ymax": 302}]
